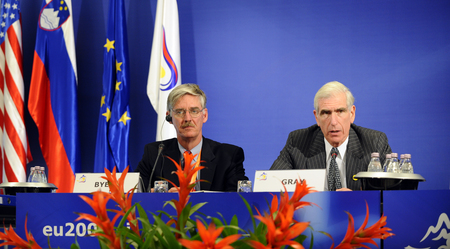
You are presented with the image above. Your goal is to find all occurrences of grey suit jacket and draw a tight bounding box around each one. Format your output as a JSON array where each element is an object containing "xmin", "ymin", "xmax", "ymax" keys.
[
  {"xmin": 135, "ymin": 137, "xmax": 248, "ymax": 192},
  {"xmin": 270, "ymin": 124, "xmax": 392, "ymax": 190}
]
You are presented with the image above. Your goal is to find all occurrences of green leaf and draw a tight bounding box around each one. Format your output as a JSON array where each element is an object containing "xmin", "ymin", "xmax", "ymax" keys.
[
  {"xmin": 69, "ymin": 236, "xmax": 80, "ymax": 249},
  {"xmin": 189, "ymin": 202, "xmax": 207, "ymax": 216},
  {"xmin": 239, "ymin": 193, "xmax": 257, "ymax": 232},
  {"xmin": 152, "ymin": 214, "xmax": 182, "ymax": 249}
]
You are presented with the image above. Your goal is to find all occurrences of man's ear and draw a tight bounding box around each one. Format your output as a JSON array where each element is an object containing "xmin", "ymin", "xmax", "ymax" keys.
[
  {"xmin": 165, "ymin": 111, "xmax": 172, "ymax": 123},
  {"xmin": 313, "ymin": 109, "xmax": 320, "ymax": 126},
  {"xmin": 202, "ymin": 108, "xmax": 208, "ymax": 123},
  {"xmin": 350, "ymin": 105, "xmax": 356, "ymax": 123}
]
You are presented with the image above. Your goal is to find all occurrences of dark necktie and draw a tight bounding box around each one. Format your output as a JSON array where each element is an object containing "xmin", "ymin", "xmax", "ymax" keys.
[{"xmin": 328, "ymin": 147, "xmax": 342, "ymax": 191}]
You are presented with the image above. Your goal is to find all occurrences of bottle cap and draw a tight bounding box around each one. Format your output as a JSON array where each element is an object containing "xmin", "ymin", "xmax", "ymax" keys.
[
  {"xmin": 386, "ymin": 154, "xmax": 391, "ymax": 159},
  {"xmin": 371, "ymin": 152, "xmax": 379, "ymax": 157},
  {"xmin": 391, "ymin": 153, "xmax": 398, "ymax": 157}
]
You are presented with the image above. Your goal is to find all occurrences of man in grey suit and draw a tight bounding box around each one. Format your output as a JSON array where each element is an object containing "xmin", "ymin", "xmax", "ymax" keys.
[{"xmin": 270, "ymin": 81, "xmax": 391, "ymax": 191}]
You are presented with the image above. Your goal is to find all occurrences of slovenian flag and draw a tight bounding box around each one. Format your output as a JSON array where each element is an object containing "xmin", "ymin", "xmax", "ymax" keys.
[
  {"xmin": 147, "ymin": 0, "xmax": 181, "ymax": 141},
  {"xmin": 93, "ymin": 0, "xmax": 131, "ymax": 173},
  {"xmin": 28, "ymin": 0, "xmax": 80, "ymax": 193}
]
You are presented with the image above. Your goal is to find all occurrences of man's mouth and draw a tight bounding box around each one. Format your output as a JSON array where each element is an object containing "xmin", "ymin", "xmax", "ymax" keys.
[{"xmin": 181, "ymin": 123, "xmax": 195, "ymax": 128}]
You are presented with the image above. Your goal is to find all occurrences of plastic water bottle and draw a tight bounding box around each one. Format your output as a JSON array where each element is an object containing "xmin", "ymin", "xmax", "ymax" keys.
[
  {"xmin": 398, "ymin": 154, "xmax": 405, "ymax": 171},
  {"xmin": 401, "ymin": 154, "xmax": 414, "ymax": 173},
  {"xmin": 386, "ymin": 153, "xmax": 400, "ymax": 173},
  {"xmin": 383, "ymin": 153, "xmax": 392, "ymax": 172},
  {"xmin": 28, "ymin": 167, "xmax": 36, "ymax": 182},
  {"xmin": 40, "ymin": 166, "xmax": 48, "ymax": 183},
  {"xmin": 367, "ymin": 152, "xmax": 382, "ymax": 172},
  {"xmin": 31, "ymin": 166, "xmax": 42, "ymax": 182}
]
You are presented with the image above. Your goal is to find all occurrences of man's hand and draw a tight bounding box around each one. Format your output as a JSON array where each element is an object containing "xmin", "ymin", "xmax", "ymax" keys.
[
  {"xmin": 150, "ymin": 187, "xmax": 178, "ymax": 193},
  {"xmin": 168, "ymin": 187, "xmax": 178, "ymax": 193}
]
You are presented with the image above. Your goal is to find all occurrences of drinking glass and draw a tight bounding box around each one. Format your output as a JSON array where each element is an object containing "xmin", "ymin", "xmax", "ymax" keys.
[
  {"xmin": 154, "ymin": 180, "xmax": 168, "ymax": 193},
  {"xmin": 237, "ymin": 180, "xmax": 252, "ymax": 193}
]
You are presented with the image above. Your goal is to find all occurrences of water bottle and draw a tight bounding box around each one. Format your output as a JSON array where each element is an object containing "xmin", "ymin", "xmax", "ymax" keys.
[
  {"xmin": 386, "ymin": 153, "xmax": 400, "ymax": 173},
  {"xmin": 398, "ymin": 154, "xmax": 405, "ymax": 171},
  {"xmin": 28, "ymin": 167, "xmax": 35, "ymax": 182},
  {"xmin": 401, "ymin": 154, "xmax": 414, "ymax": 173},
  {"xmin": 367, "ymin": 152, "xmax": 382, "ymax": 172},
  {"xmin": 383, "ymin": 153, "xmax": 392, "ymax": 172},
  {"xmin": 40, "ymin": 166, "xmax": 48, "ymax": 183},
  {"xmin": 31, "ymin": 166, "xmax": 42, "ymax": 183}
]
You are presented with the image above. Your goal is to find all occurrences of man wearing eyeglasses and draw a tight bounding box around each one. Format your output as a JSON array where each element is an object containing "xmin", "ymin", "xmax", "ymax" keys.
[
  {"xmin": 136, "ymin": 83, "xmax": 248, "ymax": 192},
  {"xmin": 270, "ymin": 81, "xmax": 392, "ymax": 191}
]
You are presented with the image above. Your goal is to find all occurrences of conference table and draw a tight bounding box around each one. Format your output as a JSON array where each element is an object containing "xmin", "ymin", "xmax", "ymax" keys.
[{"xmin": 9, "ymin": 190, "xmax": 450, "ymax": 248}]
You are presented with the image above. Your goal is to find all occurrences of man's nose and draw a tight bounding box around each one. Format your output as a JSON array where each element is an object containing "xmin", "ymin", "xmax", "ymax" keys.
[
  {"xmin": 330, "ymin": 112, "xmax": 338, "ymax": 125},
  {"xmin": 184, "ymin": 111, "xmax": 192, "ymax": 121}
]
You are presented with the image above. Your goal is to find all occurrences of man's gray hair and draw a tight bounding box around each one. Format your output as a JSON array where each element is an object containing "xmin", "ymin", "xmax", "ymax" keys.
[
  {"xmin": 167, "ymin": 83, "xmax": 207, "ymax": 111},
  {"xmin": 314, "ymin": 81, "xmax": 354, "ymax": 111}
]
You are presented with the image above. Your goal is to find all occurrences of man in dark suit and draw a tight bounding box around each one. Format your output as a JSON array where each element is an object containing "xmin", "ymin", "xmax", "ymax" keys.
[
  {"xmin": 136, "ymin": 84, "xmax": 248, "ymax": 192},
  {"xmin": 270, "ymin": 81, "xmax": 391, "ymax": 191}
]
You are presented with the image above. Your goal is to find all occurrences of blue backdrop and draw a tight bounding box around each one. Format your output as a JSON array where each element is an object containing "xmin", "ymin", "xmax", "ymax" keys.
[{"xmin": 20, "ymin": 0, "xmax": 450, "ymax": 190}]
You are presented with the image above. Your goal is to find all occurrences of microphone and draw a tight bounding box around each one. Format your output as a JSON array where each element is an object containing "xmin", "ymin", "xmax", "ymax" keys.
[
  {"xmin": 138, "ymin": 176, "xmax": 145, "ymax": 193},
  {"xmin": 148, "ymin": 143, "xmax": 165, "ymax": 192}
]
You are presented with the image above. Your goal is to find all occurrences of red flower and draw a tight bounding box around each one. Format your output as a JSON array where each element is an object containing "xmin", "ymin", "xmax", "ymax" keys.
[
  {"xmin": 252, "ymin": 204, "xmax": 310, "ymax": 249},
  {"xmin": 0, "ymin": 217, "xmax": 41, "ymax": 249},
  {"xmin": 276, "ymin": 179, "xmax": 317, "ymax": 225},
  {"xmin": 102, "ymin": 166, "xmax": 140, "ymax": 237},
  {"xmin": 179, "ymin": 219, "xmax": 241, "ymax": 249},
  {"xmin": 334, "ymin": 202, "xmax": 394, "ymax": 249},
  {"xmin": 249, "ymin": 179, "xmax": 315, "ymax": 249},
  {"xmin": 76, "ymin": 190, "xmax": 122, "ymax": 249},
  {"xmin": 165, "ymin": 152, "xmax": 204, "ymax": 235}
]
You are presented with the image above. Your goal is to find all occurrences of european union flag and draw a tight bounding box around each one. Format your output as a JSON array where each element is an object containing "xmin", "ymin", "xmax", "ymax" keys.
[{"xmin": 94, "ymin": 0, "xmax": 131, "ymax": 172}]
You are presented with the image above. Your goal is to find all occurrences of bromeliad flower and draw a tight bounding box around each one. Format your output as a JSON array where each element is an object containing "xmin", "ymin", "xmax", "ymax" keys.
[
  {"xmin": 179, "ymin": 219, "xmax": 241, "ymax": 249},
  {"xmin": 76, "ymin": 190, "xmax": 122, "ymax": 249},
  {"xmin": 102, "ymin": 166, "xmax": 140, "ymax": 237},
  {"xmin": 248, "ymin": 179, "xmax": 316, "ymax": 249},
  {"xmin": 276, "ymin": 179, "xmax": 317, "ymax": 224},
  {"xmin": 251, "ymin": 203, "xmax": 310, "ymax": 249},
  {"xmin": 333, "ymin": 202, "xmax": 394, "ymax": 249},
  {"xmin": 165, "ymin": 152, "xmax": 205, "ymax": 234},
  {"xmin": 0, "ymin": 217, "xmax": 42, "ymax": 249}
]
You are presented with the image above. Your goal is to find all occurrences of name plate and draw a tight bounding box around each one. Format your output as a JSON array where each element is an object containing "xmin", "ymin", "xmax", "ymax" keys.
[
  {"xmin": 253, "ymin": 169, "xmax": 325, "ymax": 192},
  {"xmin": 73, "ymin": 173, "xmax": 141, "ymax": 193}
]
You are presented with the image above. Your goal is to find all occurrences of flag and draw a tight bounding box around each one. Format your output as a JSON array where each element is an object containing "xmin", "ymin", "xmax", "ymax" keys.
[
  {"xmin": 147, "ymin": 0, "xmax": 181, "ymax": 141},
  {"xmin": 0, "ymin": 0, "xmax": 32, "ymax": 184},
  {"xmin": 93, "ymin": 0, "xmax": 131, "ymax": 173},
  {"xmin": 28, "ymin": 0, "xmax": 80, "ymax": 193}
]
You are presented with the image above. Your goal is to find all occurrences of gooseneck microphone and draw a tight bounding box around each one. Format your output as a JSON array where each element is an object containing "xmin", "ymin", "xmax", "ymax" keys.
[{"xmin": 148, "ymin": 143, "xmax": 165, "ymax": 192}]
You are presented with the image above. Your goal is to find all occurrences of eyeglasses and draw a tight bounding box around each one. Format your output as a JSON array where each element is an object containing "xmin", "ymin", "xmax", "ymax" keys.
[{"xmin": 172, "ymin": 108, "xmax": 204, "ymax": 118}]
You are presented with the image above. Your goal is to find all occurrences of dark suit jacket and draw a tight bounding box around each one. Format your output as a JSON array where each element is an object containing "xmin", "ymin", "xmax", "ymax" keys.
[
  {"xmin": 135, "ymin": 137, "xmax": 248, "ymax": 192},
  {"xmin": 270, "ymin": 124, "xmax": 392, "ymax": 190}
]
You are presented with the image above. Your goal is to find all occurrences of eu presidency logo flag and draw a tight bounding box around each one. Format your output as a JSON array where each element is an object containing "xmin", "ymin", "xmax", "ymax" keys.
[
  {"xmin": 94, "ymin": 0, "xmax": 131, "ymax": 173},
  {"xmin": 147, "ymin": 0, "xmax": 181, "ymax": 141},
  {"xmin": 28, "ymin": 0, "xmax": 80, "ymax": 193}
]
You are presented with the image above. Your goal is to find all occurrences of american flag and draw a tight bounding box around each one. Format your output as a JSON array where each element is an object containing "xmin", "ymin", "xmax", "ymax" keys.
[{"xmin": 0, "ymin": 0, "xmax": 32, "ymax": 184}]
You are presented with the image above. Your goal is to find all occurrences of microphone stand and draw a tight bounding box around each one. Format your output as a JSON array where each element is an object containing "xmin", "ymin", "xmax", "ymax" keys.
[{"xmin": 148, "ymin": 143, "xmax": 164, "ymax": 192}]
